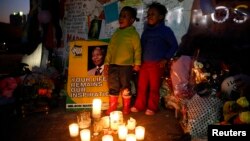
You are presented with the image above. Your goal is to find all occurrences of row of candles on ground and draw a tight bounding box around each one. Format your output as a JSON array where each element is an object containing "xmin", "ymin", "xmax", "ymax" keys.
[
  {"xmin": 69, "ymin": 122, "xmax": 145, "ymax": 141},
  {"xmin": 68, "ymin": 98, "xmax": 146, "ymax": 141}
]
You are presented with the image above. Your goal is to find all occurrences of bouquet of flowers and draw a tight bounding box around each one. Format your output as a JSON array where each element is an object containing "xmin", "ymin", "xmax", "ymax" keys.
[
  {"xmin": 22, "ymin": 72, "xmax": 55, "ymax": 99},
  {"xmin": 191, "ymin": 59, "xmax": 227, "ymax": 97}
]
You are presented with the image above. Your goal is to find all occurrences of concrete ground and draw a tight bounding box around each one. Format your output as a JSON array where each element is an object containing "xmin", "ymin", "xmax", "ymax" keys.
[{"xmin": 0, "ymin": 97, "xmax": 191, "ymax": 141}]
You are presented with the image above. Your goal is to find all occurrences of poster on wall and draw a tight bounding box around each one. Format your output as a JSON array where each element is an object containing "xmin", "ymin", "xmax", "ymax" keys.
[{"xmin": 66, "ymin": 40, "xmax": 110, "ymax": 111}]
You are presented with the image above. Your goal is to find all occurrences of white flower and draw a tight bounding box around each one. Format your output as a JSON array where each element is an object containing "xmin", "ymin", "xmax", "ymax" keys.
[
  {"xmin": 212, "ymin": 74, "xmax": 217, "ymax": 79},
  {"xmin": 204, "ymin": 72, "xmax": 211, "ymax": 77},
  {"xmin": 194, "ymin": 60, "xmax": 203, "ymax": 69}
]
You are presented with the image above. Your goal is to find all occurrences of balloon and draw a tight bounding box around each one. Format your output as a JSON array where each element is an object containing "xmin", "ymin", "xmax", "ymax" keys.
[{"xmin": 221, "ymin": 76, "xmax": 237, "ymax": 98}]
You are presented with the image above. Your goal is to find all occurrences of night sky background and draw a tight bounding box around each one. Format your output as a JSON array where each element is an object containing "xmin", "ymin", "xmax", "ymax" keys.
[{"xmin": 0, "ymin": 0, "xmax": 29, "ymax": 23}]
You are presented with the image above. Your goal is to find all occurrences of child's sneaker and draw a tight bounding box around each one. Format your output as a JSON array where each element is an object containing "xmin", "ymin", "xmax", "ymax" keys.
[
  {"xmin": 130, "ymin": 107, "xmax": 139, "ymax": 112},
  {"xmin": 145, "ymin": 109, "xmax": 155, "ymax": 115}
]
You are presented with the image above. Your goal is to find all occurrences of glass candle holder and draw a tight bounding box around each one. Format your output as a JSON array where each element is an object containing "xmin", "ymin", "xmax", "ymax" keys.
[
  {"xmin": 93, "ymin": 119, "xmax": 103, "ymax": 136},
  {"xmin": 102, "ymin": 134, "xmax": 113, "ymax": 141},
  {"xmin": 127, "ymin": 117, "xmax": 136, "ymax": 130},
  {"xmin": 126, "ymin": 134, "xmax": 136, "ymax": 141},
  {"xmin": 92, "ymin": 98, "xmax": 102, "ymax": 119},
  {"xmin": 69, "ymin": 123, "xmax": 79, "ymax": 137},
  {"xmin": 77, "ymin": 112, "xmax": 91, "ymax": 129},
  {"xmin": 135, "ymin": 126, "xmax": 145, "ymax": 140},
  {"xmin": 101, "ymin": 116, "xmax": 110, "ymax": 129},
  {"xmin": 80, "ymin": 129, "xmax": 91, "ymax": 141},
  {"xmin": 118, "ymin": 124, "xmax": 128, "ymax": 140},
  {"xmin": 110, "ymin": 111, "xmax": 123, "ymax": 130}
]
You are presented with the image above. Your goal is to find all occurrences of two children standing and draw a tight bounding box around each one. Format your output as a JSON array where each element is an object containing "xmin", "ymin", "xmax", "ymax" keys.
[{"xmin": 104, "ymin": 2, "xmax": 178, "ymax": 116}]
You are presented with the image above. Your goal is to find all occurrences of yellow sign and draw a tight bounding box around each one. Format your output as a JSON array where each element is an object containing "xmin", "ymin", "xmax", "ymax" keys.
[{"xmin": 66, "ymin": 40, "xmax": 110, "ymax": 111}]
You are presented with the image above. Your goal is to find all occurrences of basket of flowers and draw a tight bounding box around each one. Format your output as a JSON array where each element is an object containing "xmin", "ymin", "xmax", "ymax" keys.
[
  {"xmin": 19, "ymin": 71, "xmax": 55, "ymax": 117},
  {"xmin": 21, "ymin": 72, "xmax": 55, "ymax": 102}
]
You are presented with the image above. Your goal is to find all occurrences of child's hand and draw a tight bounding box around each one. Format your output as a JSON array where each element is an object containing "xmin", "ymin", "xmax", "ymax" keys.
[{"xmin": 133, "ymin": 65, "xmax": 140, "ymax": 71}]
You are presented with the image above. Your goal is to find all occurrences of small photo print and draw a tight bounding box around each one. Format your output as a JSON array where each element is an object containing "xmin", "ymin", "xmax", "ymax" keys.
[{"xmin": 88, "ymin": 19, "xmax": 102, "ymax": 40}]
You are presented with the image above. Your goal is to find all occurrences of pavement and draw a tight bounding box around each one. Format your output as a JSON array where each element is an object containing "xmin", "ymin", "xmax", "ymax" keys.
[{"xmin": 0, "ymin": 97, "xmax": 191, "ymax": 141}]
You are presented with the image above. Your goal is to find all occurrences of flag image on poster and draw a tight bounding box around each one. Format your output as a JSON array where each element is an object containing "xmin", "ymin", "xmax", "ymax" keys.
[{"xmin": 66, "ymin": 40, "xmax": 122, "ymax": 111}]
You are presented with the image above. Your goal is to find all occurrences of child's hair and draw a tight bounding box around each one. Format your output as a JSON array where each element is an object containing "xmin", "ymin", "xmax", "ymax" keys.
[
  {"xmin": 147, "ymin": 2, "xmax": 168, "ymax": 20},
  {"xmin": 121, "ymin": 6, "xmax": 140, "ymax": 22}
]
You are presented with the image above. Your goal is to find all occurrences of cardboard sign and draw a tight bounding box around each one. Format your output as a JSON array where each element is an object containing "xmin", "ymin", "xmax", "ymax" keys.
[{"xmin": 66, "ymin": 40, "xmax": 112, "ymax": 111}]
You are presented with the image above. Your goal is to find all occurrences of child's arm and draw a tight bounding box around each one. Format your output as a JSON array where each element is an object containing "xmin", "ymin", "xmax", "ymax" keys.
[{"xmin": 132, "ymin": 32, "xmax": 141, "ymax": 67}]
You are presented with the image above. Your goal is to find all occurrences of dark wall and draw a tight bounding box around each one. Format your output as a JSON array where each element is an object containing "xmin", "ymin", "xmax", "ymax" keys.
[{"xmin": 177, "ymin": 0, "xmax": 250, "ymax": 74}]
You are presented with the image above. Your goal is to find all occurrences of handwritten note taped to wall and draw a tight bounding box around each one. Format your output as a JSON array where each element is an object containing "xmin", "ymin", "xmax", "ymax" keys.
[{"xmin": 64, "ymin": 0, "xmax": 87, "ymax": 39}]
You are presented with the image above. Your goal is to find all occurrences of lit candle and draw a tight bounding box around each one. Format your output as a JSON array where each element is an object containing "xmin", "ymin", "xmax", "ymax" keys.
[
  {"xmin": 110, "ymin": 111, "xmax": 123, "ymax": 130},
  {"xmin": 69, "ymin": 123, "xmax": 79, "ymax": 137},
  {"xmin": 110, "ymin": 111, "xmax": 119, "ymax": 130},
  {"xmin": 127, "ymin": 117, "xmax": 136, "ymax": 130},
  {"xmin": 118, "ymin": 124, "xmax": 128, "ymax": 140},
  {"xmin": 92, "ymin": 98, "xmax": 102, "ymax": 119},
  {"xmin": 101, "ymin": 116, "xmax": 110, "ymax": 129},
  {"xmin": 80, "ymin": 129, "xmax": 91, "ymax": 141},
  {"xmin": 135, "ymin": 126, "xmax": 145, "ymax": 140},
  {"xmin": 126, "ymin": 134, "xmax": 136, "ymax": 141},
  {"xmin": 102, "ymin": 134, "xmax": 113, "ymax": 141}
]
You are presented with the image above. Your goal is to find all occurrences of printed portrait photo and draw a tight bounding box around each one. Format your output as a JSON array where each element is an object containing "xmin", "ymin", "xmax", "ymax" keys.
[{"xmin": 87, "ymin": 45, "xmax": 107, "ymax": 76}]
